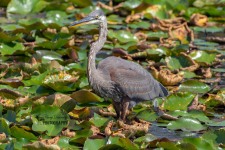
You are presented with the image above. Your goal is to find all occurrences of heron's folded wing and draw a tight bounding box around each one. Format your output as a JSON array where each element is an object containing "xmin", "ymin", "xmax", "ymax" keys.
[{"xmin": 110, "ymin": 67, "xmax": 161, "ymax": 100}]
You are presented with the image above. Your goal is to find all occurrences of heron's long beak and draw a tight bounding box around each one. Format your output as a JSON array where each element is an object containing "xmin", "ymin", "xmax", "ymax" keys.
[{"xmin": 69, "ymin": 16, "xmax": 95, "ymax": 27}]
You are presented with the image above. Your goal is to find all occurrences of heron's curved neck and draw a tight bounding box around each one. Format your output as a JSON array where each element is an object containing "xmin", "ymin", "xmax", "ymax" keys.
[{"xmin": 88, "ymin": 19, "xmax": 107, "ymax": 86}]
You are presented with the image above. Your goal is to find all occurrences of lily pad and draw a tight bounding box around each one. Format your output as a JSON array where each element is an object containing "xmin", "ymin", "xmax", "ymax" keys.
[
  {"xmin": 42, "ymin": 71, "xmax": 78, "ymax": 92},
  {"xmin": 0, "ymin": 118, "xmax": 11, "ymax": 135},
  {"xmin": 167, "ymin": 117, "xmax": 206, "ymax": 131},
  {"xmin": 90, "ymin": 113, "xmax": 109, "ymax": 127},
  {"xmin": 10, "ymin": 126, "xmax": 37, "ymax": 141},
  {"xmin": 103, "ymin": 136, "xmax": 139, "ymax": 150},
  {"xmin": 122, "ymin": 0, "xmax": 142, "ymax": 9},
  {"xmin": 31, "ymin": 105, "xmax": 69, "ymax": 136},
  {"xmin": 0, "ymin": 42, "xmax": 25, "ymax": 56},
  {"xmin": 70, "ymin": 129, "xmax": 93, "ymax": 145},
  {"xmin": 165, "ymin": 55, "xmax": 194, "ymax": 70},
  {"xmin": 70, "ymin": 89, "xmax": 102, "ymax": 103},
  {"xmin": 108, "ymin": 30, "xmax": 138, "ymax": 44},
  {"xmin": 83, "ymin": 138, "xmax": 106, "ymax": 150},
  {"xmin": 189, "ymin": 51, "xmax": 216, "ymax": 64},
  {"xmin": 7, "ymin": 0, "xmax": 48, "ymax": 16},
  {"xmin": 164, "ymin": 92, "xmax": 195, "ymax": 111},
  {"xmin": 136, "ymin": 110, "xmax": 158, "ymax": 122},
  {"xmin": 179, "ymin": 80, "xmax": 210, "ymax": 94}
]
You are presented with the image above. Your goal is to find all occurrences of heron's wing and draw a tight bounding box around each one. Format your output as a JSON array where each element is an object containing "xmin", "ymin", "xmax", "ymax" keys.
[{"xmin": 109, "ymin": 67, "xmax": 165, "ymax": 100}]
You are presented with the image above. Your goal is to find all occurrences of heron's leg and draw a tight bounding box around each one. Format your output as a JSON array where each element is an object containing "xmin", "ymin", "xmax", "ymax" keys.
[
  {"xmin": 112, "ymin": 100, "xmax": 121, "ymax": 118},
  {"xmin": 120, "ymin": 97, "xmax": 129, "ymax": 121}
]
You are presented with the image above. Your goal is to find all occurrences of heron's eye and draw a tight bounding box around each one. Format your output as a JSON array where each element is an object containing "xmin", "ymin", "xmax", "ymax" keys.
[{"xmin": 96, "ymin": 15, "xmax": 99, "ymax": 19}]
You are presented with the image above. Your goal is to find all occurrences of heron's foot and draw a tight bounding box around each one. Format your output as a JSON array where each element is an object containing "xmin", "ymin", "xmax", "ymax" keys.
[{"xmin": 98, "ymin": 108, "xmax": 117, "ymax": 117}]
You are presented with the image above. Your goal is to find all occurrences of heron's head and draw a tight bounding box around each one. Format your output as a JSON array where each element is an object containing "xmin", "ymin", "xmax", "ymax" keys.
[{"xmin": 69, "ymin": 10, "xmax": 106, "ymax": 27}]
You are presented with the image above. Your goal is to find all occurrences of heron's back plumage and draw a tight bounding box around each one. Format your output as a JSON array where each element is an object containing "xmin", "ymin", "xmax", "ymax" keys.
[{"xmin": 97, "ymin": 56, "xmax": 168, "ymax": 103}]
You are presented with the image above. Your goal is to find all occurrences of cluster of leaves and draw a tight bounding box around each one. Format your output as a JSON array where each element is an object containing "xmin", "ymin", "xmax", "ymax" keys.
[{"xmin": 0, "ymin": 0, "xmax": 225, "ymax": 149}]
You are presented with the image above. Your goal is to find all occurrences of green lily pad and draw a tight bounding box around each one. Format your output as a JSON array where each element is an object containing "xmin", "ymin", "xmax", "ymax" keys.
[
  {"xmin": 214, "ymin": 128, "xmax": 225, "ymax": 144},
  {"xmin": 0, "ymin": 42, "xmax": 25, "ymax": 56},
  {"xmin": 144, "ymin": 5, "xmax": 167, "ymax": 19},
  {"xmin": 108, "ymin": 30, "xmax": 138, "ymax": 44},
  {"xmin": 58, "ymin": 136, "xmax": 80, "ymax": 149},
  {"xmin": 207, "ymin": 120, "xmax": 225, "ymax": 127},
  {"xmin": 70, "ymin": 90, "xmax": 102, "ymax": 103},
  {"xmin": 7, "ymin": 0, "xmax": 48, "ymax": 16},
  {"xmin": 3, "ymin": 110, "xmax": 16, "ymax": 123},
  {"xmin": 128, "ymin": 21, "xmax": 150, "ymax": 29},
  {"xmin": 165, "ymin": 55, "xmax": 193, "ymax": 70},
  {"xmin": 10, "ymin": 126, "xmax": 37, "ymax": 141},
  {"xmin": 133, "ymin": 134, "xmax": 157, "ymax": 149},
  {"xmin": 43, "ymin": 10, "xmax": 70, "ymax": 26},
  {"xmin": 0, "ymin": 31, "xmax": 22, "ymax": 43},
  {"xmin": 183, "ymin": 137, "xmax": 218, "ymax": 150},
  {"xmin": 123, "ymin": 0, "xmax": 142, "ymax": 9},
  {"xmin": 181, "ymin": 70, "xmax": 197, "ymax": 79},
  {"xmin": 164, "ymin": 92, "xmax": 195, "ymax": 111},
  {"xmin": 19, "ymin": 18, "xmax": 47, "ymax": 30},
  {"xmin": 167, "ymin": 117, "xmax": 206, "ymax": 131},
  {"xmin": 189, "ymin": 51, "xmax": 217, "ymax": 64},
  {"xmin": 42, "ymin": 71, "xmax": 78, "ymax": 92},
  {"xmin": 23, "ymin": 71, "xmax": 49, "ymax": 86},
  {"xmin": 0, "ymin": 118, "xmax": 11, "ymax": 136},
  {"xmin": 90, "ymin": 113, "xmax": 109, "ymax": 127},
  {"xmin": 37, "ymin": 38, "xmax": 68, "ymax": 50},
  {"xmin": 115, "ymin": 42, "xmax": 137, "ymax": 51},
  {"xmin": 107, "ymin": 15, "xmax": 124, "ymax": 24},
  {"xmin": 102, "ymin": 136, "xmax": 139, "ymax": 150},
  {"xmin": 31, "ymin": 105, "xmax": 69, "ymax": 136},
  {"xmin": 179, "ymin": 80, "xmax": 210, "ymax": 94},
  {"xmin": 83, "ymin": 138, "xmax": 106, "ymax": 150},
  {"xmin": 35, "ymin": 50, "xmax": 63, "ymax": 63},
  {"xmin": 211, "ymin": 68, "xmax": 225, "ymax": 73},
  {"xmin": 70, "ymin": 129, "xmax": 93, "ymax": 145},
  {"xmin": 69, "ymin": 0, "xmax": 92, "ymax": 7},
  {"xmin": 136, "ymin": 110, "xmax": 158, "ymax": 122},
  {"xmin": 147, "ymin": 31, "xmax": 168, "ymax": 39}
]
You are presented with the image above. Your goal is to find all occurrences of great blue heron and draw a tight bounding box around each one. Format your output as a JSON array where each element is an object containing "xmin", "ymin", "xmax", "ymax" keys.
[{"xmin": 70, "ymin": 10, "xmax": 168, "ymax": 121}]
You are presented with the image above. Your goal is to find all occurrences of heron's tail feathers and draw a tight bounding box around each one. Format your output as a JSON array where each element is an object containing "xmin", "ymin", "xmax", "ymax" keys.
[{"xmin": 159, "ymin": 83, "xmax": 169, "ymax": 97}]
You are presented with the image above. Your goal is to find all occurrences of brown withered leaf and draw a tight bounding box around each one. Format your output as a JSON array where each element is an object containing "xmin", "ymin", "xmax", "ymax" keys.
[
  {"xmin": 90, "ymin": 125, "xmax": 101, "ymax": 137},
  {"xmin": 152, "ymin": 68, "xmax": 184, "ymax": 86},
  {"xmin": 202, "ymin": 68, "xmax": 212, "ymax": 78},
  {"xmin": 23, "ymin": 140, "xmax": 60, "ymax": 150},
  {"xmin": 188, "ymin": 94, "xmax": 199, "ymax": 111},
  {"xmin": 134, "ymin": 31, "xmax": 148, "ymax": 41},
  {"xmin": 0, "ymin": 64, "xmax": 9, "ymax": 78},
  {"xmin": 190, "ymin": 13, "xmax": 208, "ymax": 27},
  {"xmin": 117, "ymin": 120, "xmax": 150, "ymax": 137},
  {"xmin": 41, "ymin": 136, "xmax": 60, "ymax": 145},
  {"xmin": 159, "ymin": 69, "xmax": 183, "ymax": 86},
  {"xmin": 62, "ymin": 129, "xmax": 75, "ymax": 137},
  {"xmin": 150, "ymin": 66, "xmax": 159, "ymax": 79},
  {"xmin": 150, "ymin": 17, "xmax": 186, "ymax": 31},
  {"xmin": 0, "ymin": 132, "xmax": 7, "ymax": 143},
  {"xmin": 0, "ymin": 78, "xmax": 24, "ymax": 88},
  {"xmin": 105, "ymin": 120, "xmax": 114, "ymax": 136},
  {"xmin": 97, "ymin": 1, "xmax": 123, "ymax": 12},
  {"xmin": 169, "ymin": 25, "xmax": 190, "ymax": 43},
  {"xmin": 151, "ymin": 17, "xmax": 194, "ymax": 45},
  {"xmin": 99, "ymin": 109, "xmax": 117, "ymax": 117},
  {"xmin": 125, "ymin": 13, "xmax": 144, "ymax": 23}
]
